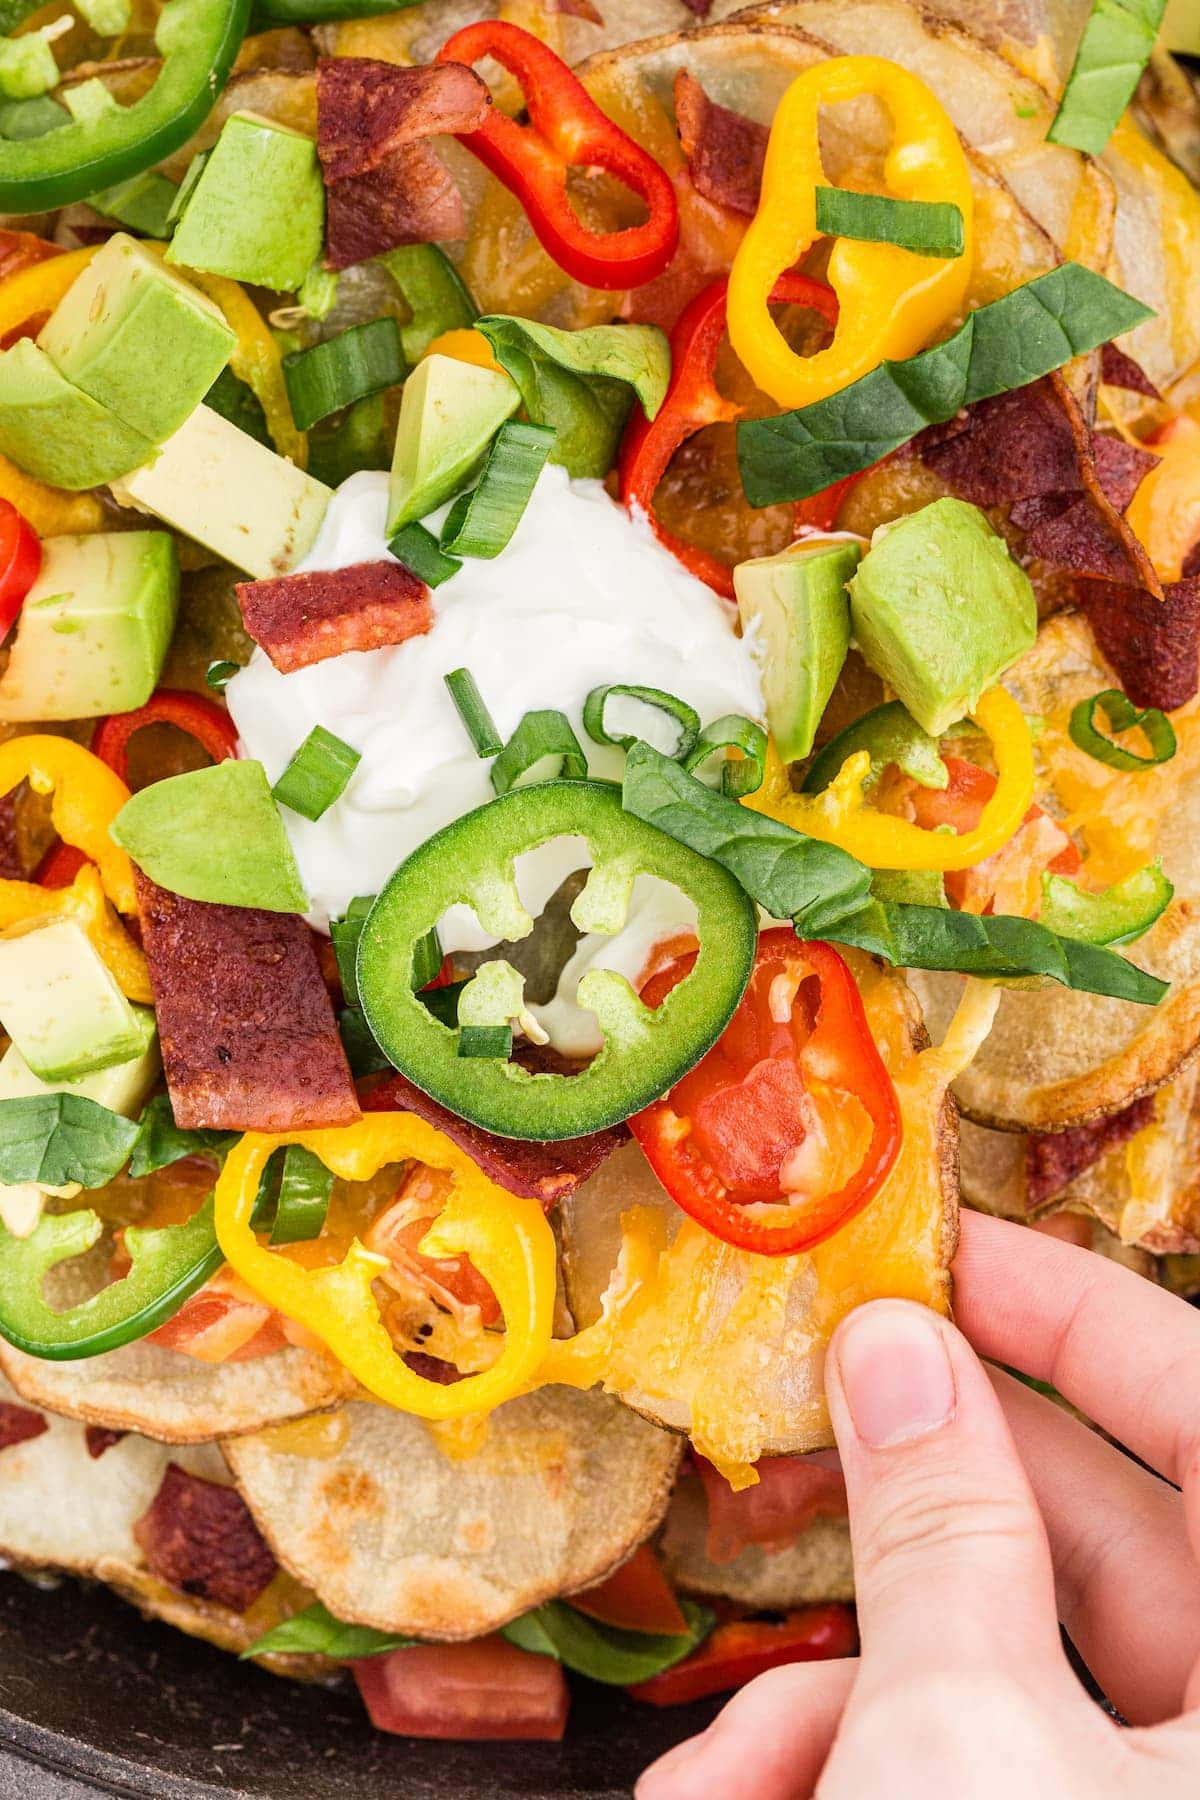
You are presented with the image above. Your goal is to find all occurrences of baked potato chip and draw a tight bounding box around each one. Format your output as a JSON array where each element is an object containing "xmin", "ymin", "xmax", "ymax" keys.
[{"xmin": 658, "ymin": 1470, "xmax": 854, "ymax": 1608}]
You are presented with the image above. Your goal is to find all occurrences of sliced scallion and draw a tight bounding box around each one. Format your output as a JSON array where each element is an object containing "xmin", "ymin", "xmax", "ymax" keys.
[
  {"xmin": 422, "ymin": 979, "xmax": 465, "ymax": 1027},
  {"xmin": 205, "ymin": 659, "xmax": 241, "ymax": 692},
  {"xmin": 491, "ymin": 710, "xmax": 588, "ymax": 796},
  {"xmin": 269, "ymin": 1144, "xmax": 333, "ymax": 1246},
  {"xmin": 439, "ymin": 421, "xmax": 555, "ymax": 560},
  {"xmin": 681, "ymin": 714, "xmax": 768, "ymax": 797},
  {"xmin": 445, "ymin": 668, "xmax": 502, "ymax": 757},
  {"xmin": 457, "ymin": 1024, "xmax": 513, "ymax": 1059},
  {"xmin": 283, "ymin": 318, "xmax": 407, "ymax": 433},
  {"xmin": 582, "ymin": 684, "xmax": 700, "ymax": 759},
  {"xmin": 389, "ymin": 521, "xmax": 461, "ymax": 589},
  {"xmin": 273, "ymin": 725, "xmax": 361, "ymax": 821},
  {"xmin": 412, "ymin": 925, "xmax": 444, "ymax": 991},
  {"xmin": 330, "ymin": 894, "xmax": 375, "ymax": 1009},
  {"xmin": 1068, "ymin": 689, "xmax": 1176, "ymax": 770},
  {"xmin": 814, "ymin": 187, "xmax": 964, "ymax": 258}
]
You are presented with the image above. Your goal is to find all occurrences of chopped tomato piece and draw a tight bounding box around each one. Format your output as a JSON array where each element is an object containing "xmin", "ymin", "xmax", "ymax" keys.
[
  {"xmin": 365, "ymin": 1164, "xmax": 502, "ymax": 1327},
  {"xmin": 628, "ymin": 1604, "xmax": 858, "ymax": 1706},
  {"xmin": 0, "ymin": 500, "xmax": 39, "ymax": 641},
  {"xmin": 570, "ymin": 1543, "xmax": 689, "ymax": 1637},
  {"xmin": 631, "ymin": 930, "xmax": 901, "ymax": 1256},
  {"xmin": 695, "ymin": 1453, "xmax": 847, "ymax": 1564},
  {"xmin": 147, "ymin": 1271, "xmax": 291, "ymax": 1363},
  {"xmin": 897, "ymin": 757, "xmax": 1080, "ymax": 913},
  {"xmin": 353, "ymin": 1637, "xmax": 569, "ymax": 1740}
]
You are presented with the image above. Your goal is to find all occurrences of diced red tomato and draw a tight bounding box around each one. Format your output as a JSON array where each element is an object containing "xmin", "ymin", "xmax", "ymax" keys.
[
  {"xmin": 353, "ymin": 1637, "xmax": 569, "ymax": 1740},
  {"xmin": 0, "ymin": 500, "xmax": 40, "ymax": 641},
  {"xmin": 365, "ymin": 1164, "xmax": 502, "ymax": 1327},
  {"xmin": 896, "ymin": 757, "xmax": 1080, "ymax": 913},
  {"xmin": 569, "ymin": 1543, "xmax": 689, "ymax": 1637},
  {"xmin": 146, "ymin": 1270, "xmax": 292, "ymax": 1363},
  {"xmin": 628, "ymin": 1604, "xmax": 858, "ymax": 1707},
  {"xmin": 695, "ymin": 1453, "xmax": 847, "ymax": 1565}
]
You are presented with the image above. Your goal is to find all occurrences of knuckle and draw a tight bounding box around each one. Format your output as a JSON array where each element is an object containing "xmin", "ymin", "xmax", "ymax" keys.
[{"xmin": 853, "ymin": 1473, "xmax": 1035, "ymax": 1594}]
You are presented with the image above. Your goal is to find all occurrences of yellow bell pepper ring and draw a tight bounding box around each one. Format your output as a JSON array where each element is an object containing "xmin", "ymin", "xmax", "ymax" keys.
[
  {"xmin": 727, "ymin": 55, "xmax": 975, "ymax": 410},
  {"xmin": 744, "ymin": 685, "xmax": 1034, "ymax": 871},
  {"xmin": 0, "ymin": 863, "xmax": 153, "ymax": 1004},
  {"xmin": 213, "ymin": 1113, "xmax": 559, "ymax": 1421},
  {"xmin": 0, "ymin": 735, "xmax": 137, "ymax": 912}
]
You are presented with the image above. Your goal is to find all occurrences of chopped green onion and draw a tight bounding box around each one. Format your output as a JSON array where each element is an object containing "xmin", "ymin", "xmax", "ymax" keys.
[
  {"xmin": 1048, "ymin": 0, "xmax": 1166, "ymax": 155},
  {"xmin": 204, "ymin": 367, "xmax": 271, "ymax": 447},
  {"xmin": 422, "ymin": 978, "xmax": 465, "ymax": 1027},
  {"xmin": 814, "ymin": 188, "xmax": 964, "ymax": 258},
  {"xmin": 439, "ymin": 421, "xmax": 555, "ymax": 560},
  {"xmin": 457, "ymin": 1024, "xmax": 513, "ymax": 1058},
  {"xmin": 491, "ymin": 710, "xmax": 588, "ymax": 796},
  {"xmin": 681, "ymin": 714, "xmax": 768, "ymax": 797},
  {"xmin": 88, "ymin": 169, "xmax": 177, "ymax": 238},
  {"xmin": 412, "ymin": 925, "xmax": 444, "ymax": 991},
  {"xmin": 270, "ymin": 1144, "xmax": 333, "ymax": 1246},
  {"xmin": 283, "ymin": 319, "xmax": 407, "ymax": 433},
  {"xmin": 205, "ymin": 659, "xmax": 241, "ymax": 692},
  {"xmin": 339, "ymin": 1005, "xmax": 390, "ymax": 1078},
  {"xmin": 1068, "ymin": 689, "xmax": 1177, "ymax": 770},
  {"xmin": 308, "ymin": 393, "xmax": 391, "ymax": 488},
  {"xmin": 250, "ymin": 1148, "xmax": 283, "ymax": 1231},
  {"xmin": 0, "ymin": 92, "xmax": 66, "ymax": 138},
  {"xmin": 330, "ymin": 894, "xmax": 375, "ymax": 1008},
  {"xmin": 582, "ymin": 684, "xmax": 700, "ymax": 759},
  {"xmin": 377, "ymin": 243, "xmax": 478, "ymax": 364},
  {"xmin": 273, "ymin": 726, "xmax": 361, "ymax": 821},
  {"xmin": 75, "ymin": 0, "xmax": 130, "ymax": 35},
  {"xmin": 445, "ymin": 667, "xmax": 502, "ymax": 757},
  {"xmin": 389, "ymin": 521, "xmax": 461, "ymax": 589},
  {"xmin": 166, "ymin": 151, "xmax": 208, "ymax": 229}
]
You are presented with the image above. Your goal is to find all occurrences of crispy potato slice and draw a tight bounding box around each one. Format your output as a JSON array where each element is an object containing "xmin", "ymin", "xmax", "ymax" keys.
[
  {"xmin": 224, "ymin": 1387, "xmax": 682, "ymax": 1641},
  {"xmin": 658, "ymin": 1471, "xmax": 854, "ymax": 1608},
  {"xmin": 909, "ymin": 616, "xmax": 1200, "ymax": 1133},
  {"xmin": 558, "ymin": 954, "xmax": 959, "ymax": 1470}
]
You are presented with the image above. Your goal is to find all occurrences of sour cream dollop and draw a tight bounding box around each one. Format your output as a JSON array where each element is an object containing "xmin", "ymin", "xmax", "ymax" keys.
[{"xmin": 228, "ymin": 463, "xmax": 764, "ymax": 1053}]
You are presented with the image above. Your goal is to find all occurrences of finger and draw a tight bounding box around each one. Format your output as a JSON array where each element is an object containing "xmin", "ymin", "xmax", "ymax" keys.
[
  {"xmin": 954, "ymin": 1211, "xmax": 1200, "ymax": 1490},
  {"xmin": 992, "ymin": 1367, "xmax": 1200, "ymax": 1724},
  {"xmin": 824, "ymin": 1298, "xmax": 1070, "ymax": 1686},
  {"xmin": 635, "ymin": 1659, "xmax": 855, "ymax": 1800}
]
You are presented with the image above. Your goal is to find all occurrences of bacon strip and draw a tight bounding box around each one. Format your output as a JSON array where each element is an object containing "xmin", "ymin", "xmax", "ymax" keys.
[
  {"xmin": 364, "ymin": 1070, "xmax": 624, "ymax": 1207},
  {"xmin": 236, "ymin": 561, "xmax": 432, "ymax": 675},
  {"xmin": 85, "ymin": 1426, "xmax": 126, "ymax": 1459},
  {"xmin": 1100, "ymin": 342, "xmax": 1161, "ymax": 399},
  {"xmin": 674, "ymin": 70, "xmax": 767, "ymax": 218},
  {"xmin": 136, "ymin": 873, "xmax": 360, "ymax": 1133},
  {"xmin": 316, "ymin": 58, "xmax": 490, "ymax": 268},
  {"xmin": 695, "ymin": 1454, "xmax": 847, "ymax": 1564},
  {"xmin": 1077, "ymin": 575, "xmax": 1200, "ymax": 712},
  {"xmin": 0, "ymin": 1402, "xmax": 46, "ymax": 1451},
  {"xmin": 1025, "ymin": 1094, "xmax": 1156, "ymax": 1207},
  {"xmin": 133, "ymin": 1464, "xmax": 277, "ymax": 1613}
]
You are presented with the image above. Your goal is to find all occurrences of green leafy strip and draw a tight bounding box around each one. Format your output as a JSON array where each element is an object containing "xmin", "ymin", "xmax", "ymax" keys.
[
  {"xmin": 0, "ymin": 1089, "xmax": 238, "ymax": 1193},
  {"xmin": 736, "ymin": 263, "xmax": 1154, "ymax": 505},
  {"xmin": 1048, "ymin": 0, "xmax": 1167, "ymax": 156},
  {"xmin": 814, "ymin": 187, "xmax": 964, "ymax": 258},
  {"xmin": 622, "ymin": 743, "xmax": 1168, "ymax": 1005},
  {"xmin": 241, "ymin": 1602, "xmax": 417, "ymax": 1662},
  {"xmin": 129, "ymin": 1092, "xmax": 239, "ymax": 1178}
]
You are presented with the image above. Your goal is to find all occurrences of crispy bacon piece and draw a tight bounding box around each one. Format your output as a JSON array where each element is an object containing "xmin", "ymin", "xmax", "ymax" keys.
[
  {"xmin": 0, "ymin": 1402, "xmax": 46, "ymax": 1451},
  {"xmin": 1100, "ymin": 342, "xmax": 1161, "ymax": 399},
  {"xmin": 85, "ymin": 1426, "xmax": 126, "ymax": 1459},
  {"xmin": 316, "ymin": 58, "xmax": 490, "ymax": 268},
  {"xmin": 674, "ymin": 70, "xmax": 767, "ymax": 218},
  {"xmin": 237, "ymin": 561, "xmax": 432, "ymax": 675},
  {"xmin": 1025, "ymin": 1094, "xmax": 1156, "ymax": 1208},
  {"xmin": 1077, "ymin": 575, "xmax": 1200, "ymax": 712},
  {"xmin": 695, "ymin": 1454, "xmax": 847, "ymax": 1564},
  {"xmin": 133, "ymin": 1464, "xmax": 277, "ymax": 1612},
  {"xmin": 363, "ymin": 1070, "xmax": 624, "ymax": 1207},
  {"xmin": 0, "ymin": 793, "xmax": 21, "ymax": 881},
  {"xmin": 679, "ymin": 0, "xmax": 714, "ymax": 13},
  {"xmin": 551, "ymin": 0, "xmax": 603, "ymax": 19},
  {"xmin": 136, "ymin": 873, "xmax": 360, "ymax": 1133}
]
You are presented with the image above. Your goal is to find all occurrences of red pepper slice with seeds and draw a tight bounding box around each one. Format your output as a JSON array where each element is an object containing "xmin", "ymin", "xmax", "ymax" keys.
[
  {"xmin": 91, "ymin": 689, "xmax": 239, "ymax": 786},
  {"xmin": 436, "ymin": 21, "xmax": 678, "ymax": 290}
]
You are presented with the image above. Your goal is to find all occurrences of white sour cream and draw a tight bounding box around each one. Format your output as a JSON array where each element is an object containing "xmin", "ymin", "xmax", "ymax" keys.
[{"xmin": 228, "ymin": 462, "xmax": 764, "ymax": 1052}]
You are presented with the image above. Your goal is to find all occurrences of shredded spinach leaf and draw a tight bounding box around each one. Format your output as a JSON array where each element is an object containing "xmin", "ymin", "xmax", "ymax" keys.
[
  {"xmin": 1048, "ymin": 0, "xmax": 1167, "ymax": 155},
  {"xmin": 242, "ymin": 1602, "xmax": 417, "ymax": 1662}
]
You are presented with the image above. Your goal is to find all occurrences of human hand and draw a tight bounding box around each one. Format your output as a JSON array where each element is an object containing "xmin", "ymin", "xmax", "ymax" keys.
[{"xmin": 637, "ymin": 1210, "xmax": 1200, "ymax": 1798}]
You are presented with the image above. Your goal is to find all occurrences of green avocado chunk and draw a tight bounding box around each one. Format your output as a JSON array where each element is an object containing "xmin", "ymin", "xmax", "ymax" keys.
[
  {"xmin": 733, "ymin": 540, "xmax": 860, "ymax": 762},
  {"xmin": 0, "ymin": 530, "xmax": 178, "ymax": 722},
  {"xmin": 0, "ymin": 919, "xmax": 152, "ymax": 1083},
  {"xmin": 111, "ymin": 760, "xmax": 309, "ymax": 914},
  {"xmin": 848, "ymin": 498, "xmax": 1036, "ymax": 736},
  {"xmin": 387, "ymin": 353, "xmax": 520, "ymax": 535},
  {"xmin": 167, "ymin": 111, "xmax": 325, "ymax": 292},
  {"xmin": 0, "ymin": 338, "xmax": 154, "ymax": 489},
  {"xmin": 38, "ymin": 233, "xmax": 234, "ymax": 444}
]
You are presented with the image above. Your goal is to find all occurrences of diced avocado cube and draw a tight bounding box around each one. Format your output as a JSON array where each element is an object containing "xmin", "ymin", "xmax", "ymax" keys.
[
  {"xmin": 0, "ymin": 531, "xmax": 178, "ymax": 722},
  {"xmin": 167, "ymin": 112, "xmax": 325, "ymax": 293},
  {"xmin": 0, "ymin": 919, "xmax": 153, "ymax": 1082},
  {"xmin": 111, "ymin": 405, "xmax": 331, "ymax": 579},
  {"xmin": 848, "ymin": 499, "xmax": 1037, "ymax": 737},
  {"xmin": 0, "ymin": 1017, "xmax": 158, "ymax": 1115},
  {"xmin": 0, "ymin": 338, "xmax": 154, "ymax": 490},
  {"xmin": 111, "ymin": 760, "xmax": 309, "ymax": 913},
  {"xmin": 38, "ymin": 234, "xmax": 231, "ymax": 445},
  {"xmin": 734, "ymin": 540, "xmax": 860, "ymax": 763},
  {"xmin": 87, "ymin": 170, "xmax": 179, "ymax": 239},
  {"xmin": 388, "ymin": 354, "xmax": 521, "ymax": 535}
]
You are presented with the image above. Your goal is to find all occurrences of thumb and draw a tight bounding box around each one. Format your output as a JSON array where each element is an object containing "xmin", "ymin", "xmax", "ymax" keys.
[{"xmin": 825, "ymin": 1298, "xmax": 1066, "ymax": 1687}]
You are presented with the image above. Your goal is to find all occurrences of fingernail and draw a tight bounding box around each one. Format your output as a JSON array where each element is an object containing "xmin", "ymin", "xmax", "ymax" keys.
[{"xmin": 832, "ymin": 1301, "xmax": 956, "ymax": 1449}]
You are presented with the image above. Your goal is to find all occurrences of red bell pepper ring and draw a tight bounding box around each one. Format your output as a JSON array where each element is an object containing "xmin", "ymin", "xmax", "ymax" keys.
[
  {"xmin": 34, "ymin": 842, "xmax": 87, "ymax": 889},
  {"xmin": 91, "ymin": 688, "xmax": 239, "ymax": 786},
  {"xmin": 631, "ymin": 928, "xmax": 901, "ymax": 1256},
  {"xmin": 436, "ymin": 21, "xmax": 679, "ymax": 291},
  {"xmin": 0, "ymin": 499, "xmax": 40, "ymax": 640},
  {"xmin": 794, "ymin": 469, "xmax": 867, "ymax": 536},
  {"xmin": 618, "ymin": 273, "xmax": 837, "ymax": 598},
  {"xmin": 628, "ymin": 1603, "xmax": 858, "ymax": 1706}
]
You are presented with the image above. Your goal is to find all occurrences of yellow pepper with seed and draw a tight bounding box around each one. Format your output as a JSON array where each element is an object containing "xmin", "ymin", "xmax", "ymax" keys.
[
  {"xmin": 214, "ymin": 1114, "xmax": 558, "ymax": 1420},
  {"xmin": 727, "ymin": 56, "xmax": 974, "ymax": 409},
  {"xmin": 745, "ymin": 687, "xmax": 1034, "ymax": 871}
]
